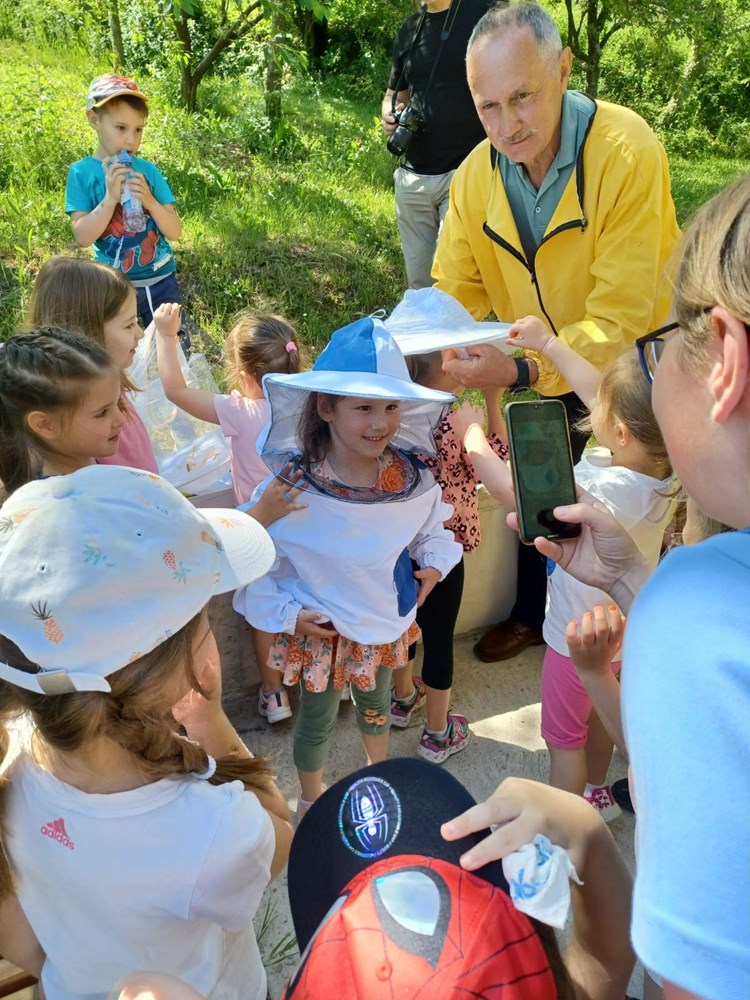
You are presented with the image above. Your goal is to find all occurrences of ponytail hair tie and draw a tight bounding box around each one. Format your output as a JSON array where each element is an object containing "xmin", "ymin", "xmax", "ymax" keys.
[
  {"xmin": 194, "ymin": 755, "xmax": 217, "ymax": 780},
  {"xmin": 285, "ymin": 342, "xmax": 297, "ymax": 353}
]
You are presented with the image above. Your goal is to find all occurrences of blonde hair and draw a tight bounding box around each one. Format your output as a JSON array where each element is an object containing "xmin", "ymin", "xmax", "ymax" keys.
[
  {"xmin": 0, "ymin": 614, "xmax": 273, "ymax": 896},
  {"xmin": 670, "ymin": 173, "xmax": 750, "ymax": 373},
  {"xmin": 224, "ymin": 313, "xmax": 300, "ymax": 390},
  {"xmin": 581, "ymin": 350, "xmax": 671, "ymax": 476},
  {"xmin": 27, "ymin": 256, "xmax": 138, "ymax": 393}
]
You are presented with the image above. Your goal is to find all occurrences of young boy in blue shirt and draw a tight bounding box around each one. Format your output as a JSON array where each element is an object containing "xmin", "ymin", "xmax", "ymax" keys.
[{"xmin": 65, "ymin": 74, "xmax": 185, "ymax": 336}]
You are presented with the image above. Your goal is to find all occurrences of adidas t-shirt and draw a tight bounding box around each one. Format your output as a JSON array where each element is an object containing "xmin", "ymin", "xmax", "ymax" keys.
[{"xmin": 6, "ymin": 752, "xmax": 274, "ymax": 1000}]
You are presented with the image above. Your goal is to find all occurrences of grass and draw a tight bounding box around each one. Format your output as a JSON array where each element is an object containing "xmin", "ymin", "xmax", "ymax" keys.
[{"xmin": 1, "ymin": 39, "xmax": 749, "ymax": 362}]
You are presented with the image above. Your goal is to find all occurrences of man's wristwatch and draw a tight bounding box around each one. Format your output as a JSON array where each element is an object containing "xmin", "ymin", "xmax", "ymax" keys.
[{"xmin": 512, "ymin": 357, "xmax": 532, "ymax": 389}]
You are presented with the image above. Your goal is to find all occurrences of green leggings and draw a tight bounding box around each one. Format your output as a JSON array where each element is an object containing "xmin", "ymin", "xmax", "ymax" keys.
[{"xmin": 293, "ymin": 666, "xmax": 393, "ymax": 773}]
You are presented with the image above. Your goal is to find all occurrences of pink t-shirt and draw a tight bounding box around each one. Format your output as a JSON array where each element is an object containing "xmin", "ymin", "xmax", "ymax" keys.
[
  {"xmin": 212, "ymin": 391, "xmax": 271, "ymax": 504},
  {"xmin": 98, "ymin": 394, "xmax": 159, "ymax": 473}
]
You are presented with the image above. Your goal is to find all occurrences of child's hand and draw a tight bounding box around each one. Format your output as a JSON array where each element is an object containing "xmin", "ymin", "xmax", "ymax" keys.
[
  {"xmin": 450, "ymin": 401, "xmax": 486, "ymax": 442},
  {"xmin": 124, "ymin": 170, "xmax": 157, "ymax": 212},
  {"xmin": 249, "ymin": 465, "xmax": 308, "ymax": 528},
  {"xmin": 154, "ymin": 302, "xmax": 182, "ymax": 340},
  {"xmin": 507, "ymin": 316, "xmax": 554, "ymax": 354},
  {"xmin": 295, "ymin": 610, "xmax": 338, "ymax": 639},
  {"xmin": 441, "ymin": 775, "xmax": 601, "ymax": 875},
  {"xmin": 414, "ymin": 566, "xmax": 441, "ymax": 606},
  {"xmin": 102, "ymin": 156, "xmax": 128, "ymax": 205},
  {"xmin": 566, "ymin": 604, "xmax": 625, "ymax": 676}
]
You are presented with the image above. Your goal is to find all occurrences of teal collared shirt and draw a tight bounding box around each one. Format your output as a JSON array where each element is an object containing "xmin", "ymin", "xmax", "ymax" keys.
[{"xmin": 500, "ymin": 90, "xmax": 595, "ymax": 265}]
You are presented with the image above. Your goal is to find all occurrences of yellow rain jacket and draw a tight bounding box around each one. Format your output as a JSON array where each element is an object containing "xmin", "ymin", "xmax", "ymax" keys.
[{"xmin": 433, "ymin": 99, "xmax": 680, "ymax": 397}]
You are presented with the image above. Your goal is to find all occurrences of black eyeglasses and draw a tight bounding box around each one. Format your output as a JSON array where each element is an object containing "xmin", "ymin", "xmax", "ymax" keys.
[{"xmin": 635, "ymin": 322, "xmax": 680, "ymax": 384}]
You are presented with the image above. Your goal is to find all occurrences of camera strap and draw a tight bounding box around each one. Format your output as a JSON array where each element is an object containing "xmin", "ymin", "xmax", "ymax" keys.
[{"xmin": 391, "ymin": 0, "xmax": 463, "ymax": 114}]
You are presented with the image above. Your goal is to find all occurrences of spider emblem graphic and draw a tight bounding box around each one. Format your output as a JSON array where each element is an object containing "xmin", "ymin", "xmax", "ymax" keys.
[{"xmin": 339, "ymin": 776, "xmax": 401, "ymax": 859}]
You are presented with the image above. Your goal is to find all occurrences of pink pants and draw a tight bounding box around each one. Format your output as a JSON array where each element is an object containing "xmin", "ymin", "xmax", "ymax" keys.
[{"xmin": 541, "ymin": 646, "xmax": 620, "ymax": 750}]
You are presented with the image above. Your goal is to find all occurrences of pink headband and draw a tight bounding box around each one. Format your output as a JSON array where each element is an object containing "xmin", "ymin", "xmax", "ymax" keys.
[{"xmin": 285, "ymin": 342, "xmax": 297, "ymax": 353}]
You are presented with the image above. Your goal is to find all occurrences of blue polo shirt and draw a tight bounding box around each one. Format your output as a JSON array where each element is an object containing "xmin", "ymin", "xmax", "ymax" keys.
[{"xmin": 500, "ymin": 90, "xmax": 595, "ymax": 265}]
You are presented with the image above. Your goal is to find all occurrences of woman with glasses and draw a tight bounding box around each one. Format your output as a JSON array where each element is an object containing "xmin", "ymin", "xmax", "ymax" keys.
[{"xmin": 511, "ymin": 174, "xmax": 750, "ymax": 1000}]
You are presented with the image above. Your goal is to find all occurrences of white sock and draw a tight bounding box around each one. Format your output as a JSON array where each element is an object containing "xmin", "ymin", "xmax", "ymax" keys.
[
  {"xmin": 584, "ymin": 782, "xmax": 608, "ymax": 796},
  {"xmin": 425, "ymin": 720, "xmax": 450, "ymax": 739},
  {"xmin": 395, "ymin": 686, "xmax": 418, "ymax": 707}
]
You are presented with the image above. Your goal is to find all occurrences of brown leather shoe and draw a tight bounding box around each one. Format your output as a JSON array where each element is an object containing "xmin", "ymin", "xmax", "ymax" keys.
[{"xmin": 473, "ymin": 620, "xmax": 544, "ymax": 663}]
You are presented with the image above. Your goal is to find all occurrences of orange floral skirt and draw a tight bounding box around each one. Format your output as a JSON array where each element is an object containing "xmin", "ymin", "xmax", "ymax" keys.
[{"xmin": 269, "ymin": 621, "xmax": 421, "ymax": 694}]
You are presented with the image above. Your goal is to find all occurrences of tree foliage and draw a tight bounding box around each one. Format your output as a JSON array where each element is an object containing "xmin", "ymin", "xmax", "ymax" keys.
[{"xmin": 0, "ymin": 0, "xmax": 748, "ymax": 152}]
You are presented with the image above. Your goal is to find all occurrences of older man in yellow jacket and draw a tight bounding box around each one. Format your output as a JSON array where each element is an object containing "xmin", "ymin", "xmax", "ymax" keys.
[{"xmin": 434, "ymin": 1, "xmax": 679, "ymax": 662}]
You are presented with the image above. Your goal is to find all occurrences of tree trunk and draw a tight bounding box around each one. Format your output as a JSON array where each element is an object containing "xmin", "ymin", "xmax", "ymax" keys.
[
  {"xmin": 265, "ymin": 9, "xmax": 285, "ymax": 124},
  {"xmin": 108, "ymin": 0, "xmax": 126, "ymax": 72},
  {"xmin": 180, "ymin": 67, "xmax": 199, "ymax": 113},
  {"xmin": 585, "ymin": 0, "xmax": 601, "ymax": 98}
]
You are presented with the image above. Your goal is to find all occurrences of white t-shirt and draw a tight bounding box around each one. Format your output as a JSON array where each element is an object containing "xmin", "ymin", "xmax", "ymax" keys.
[
  {"xmin": 6, "ymin": 753, "xmax": 274, "ymax": 1000},
  {"xmin": 212, "ymin": 392, "xmax": 271, "ymax": 505},
  {"xmin": 543, "ymin": 448, "xmax": 674, "ymax": 657}
]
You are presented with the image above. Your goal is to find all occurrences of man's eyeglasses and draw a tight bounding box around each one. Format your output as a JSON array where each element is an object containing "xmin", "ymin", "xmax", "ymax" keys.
[{"xmin": 635, "ymin": 322, "xmax": 680, "ymax": 384}]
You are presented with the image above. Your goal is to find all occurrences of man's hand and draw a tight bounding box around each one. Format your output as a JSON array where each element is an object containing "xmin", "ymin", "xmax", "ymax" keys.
[
  {"xmin": 442, "ymin": 344, "xmax": 519, "ymax": 389},
  {"xmin": 381, "ymin": 103, "xmax": 405, "ymax": 137}
]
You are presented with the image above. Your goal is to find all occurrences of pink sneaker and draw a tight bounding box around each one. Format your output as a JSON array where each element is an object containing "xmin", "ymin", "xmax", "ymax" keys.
[
  {"xmin": 390, "ymin": 677, "xmax": 426, "ymax": 728},
  {"xmin": 584, "ymin": 784, "xmax": 622, "ymax": 823},
  {"xmin": 417, "ymin": 713, "xmax": 470, "ymax": 764},
  {"xmin": 258, "ymin": 686, "xmax": 292, "ymax": 724}
]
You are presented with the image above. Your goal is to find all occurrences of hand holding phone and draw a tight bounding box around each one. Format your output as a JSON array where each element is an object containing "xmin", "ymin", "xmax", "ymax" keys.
[{"xmin": 504, "ymin": 399, "xmax": 581, "ymax": 545}]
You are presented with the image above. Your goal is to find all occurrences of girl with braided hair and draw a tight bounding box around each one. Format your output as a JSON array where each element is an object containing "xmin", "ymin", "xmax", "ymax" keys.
[
  {"xmin": 0, "ymin": 326, "xmax": 125, "ymax": 498},
  {"xmin": 0, "ymin": 463, "xmax": 292, "ymax": 998}
]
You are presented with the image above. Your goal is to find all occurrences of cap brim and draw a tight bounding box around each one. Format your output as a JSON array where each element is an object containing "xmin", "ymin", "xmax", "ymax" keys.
[
  {"xmin": 264, "ymin": 371, "xmax": 454, "ymax": 404},
  {"xmin": 200, "ymin": 507, "xmax": 276, "ymax": 595},
  {"xmin": 91, "ymin": 89, "xmax": 148, "ymax": 108},
  {"xmin": 389, "ymin": 326, "xmax": 514, "ymax": 356},
  {"xmin": 287, "ymin": 758, "xmax": 508, "ymax": 950}
]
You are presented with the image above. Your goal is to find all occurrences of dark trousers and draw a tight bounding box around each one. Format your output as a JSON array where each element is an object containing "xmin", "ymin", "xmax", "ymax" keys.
[
  {"xmin": 510, "ymin": 391, "xmax": 589, "ymax": 630},
  {"xmin": 408, "ymin": 556, "xmax": 465, "ymax": 690},
  {"xmin": 134, "ymin": 271, "xmax": 182, "ymax": 329}
]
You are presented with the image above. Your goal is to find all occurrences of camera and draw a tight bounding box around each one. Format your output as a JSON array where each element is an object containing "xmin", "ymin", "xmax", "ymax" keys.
[{"xmin": 387, "ymin": 104, "xmax": 426, "ymax": 158}]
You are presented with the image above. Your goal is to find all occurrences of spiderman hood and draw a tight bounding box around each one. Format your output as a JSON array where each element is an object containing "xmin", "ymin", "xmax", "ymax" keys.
[{"xmin": 284, "ymin": 759, "xmax": 557, "ymax": 999}]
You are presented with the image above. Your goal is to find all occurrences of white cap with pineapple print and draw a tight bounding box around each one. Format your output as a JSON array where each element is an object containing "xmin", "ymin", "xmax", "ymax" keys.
[{"xmin": 0, "ymin": 466, "xmax": 275, "ymax": 695}]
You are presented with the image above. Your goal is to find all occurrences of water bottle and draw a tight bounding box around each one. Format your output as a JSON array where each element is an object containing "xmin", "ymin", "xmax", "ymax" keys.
[{"xmin": 118, "ymin": 150, "xmax": 147, "ymax": 232}]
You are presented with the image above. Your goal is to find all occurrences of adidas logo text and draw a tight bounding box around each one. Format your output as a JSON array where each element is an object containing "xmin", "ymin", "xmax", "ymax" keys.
[{"xmin": 40, "ymin": 817, "xmax": 74, "ymax": 850}]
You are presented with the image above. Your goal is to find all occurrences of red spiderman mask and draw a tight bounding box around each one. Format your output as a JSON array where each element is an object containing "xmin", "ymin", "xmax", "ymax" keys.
[
  {"xmin": 283, "ymin": 854, "xmax": 556, "ymax": 999},
  {"xmin": 285, "ymin": 760, "xmax": 560, "ymax": 999}
]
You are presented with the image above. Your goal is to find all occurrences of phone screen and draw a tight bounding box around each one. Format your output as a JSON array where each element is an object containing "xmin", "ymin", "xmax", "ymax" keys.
[{"xmin": 505, "ymin": 400, "xmax": 580, "ymax": 545}]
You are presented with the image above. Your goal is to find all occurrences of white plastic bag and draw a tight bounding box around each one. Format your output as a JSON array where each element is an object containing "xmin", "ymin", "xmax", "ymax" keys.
[{"xmin": 128, "ymin": 324, "xmax": 232, "ymax": 496}]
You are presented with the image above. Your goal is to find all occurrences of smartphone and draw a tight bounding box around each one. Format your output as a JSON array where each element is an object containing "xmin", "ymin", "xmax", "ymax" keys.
[{"xmin": 504, "ymin": 399, "xmax": 580, "ymax": 546}]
